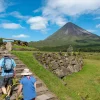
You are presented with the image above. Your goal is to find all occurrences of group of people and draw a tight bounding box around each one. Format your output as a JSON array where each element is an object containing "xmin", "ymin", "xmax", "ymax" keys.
[{"xmin": 0, "ymin": 54, "xmax": 37, "ymax": 100}]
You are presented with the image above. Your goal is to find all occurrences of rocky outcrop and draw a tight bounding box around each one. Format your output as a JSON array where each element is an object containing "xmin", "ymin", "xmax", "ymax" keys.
[{"xmin": 34, "ymin": 52, "xmax": 83, "ymax": 78}]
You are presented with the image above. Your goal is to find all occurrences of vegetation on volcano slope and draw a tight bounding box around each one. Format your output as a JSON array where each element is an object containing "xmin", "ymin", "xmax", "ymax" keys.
[{"xmin": 29, "ymin": 43, "xmax": 100, "ymax": 52}]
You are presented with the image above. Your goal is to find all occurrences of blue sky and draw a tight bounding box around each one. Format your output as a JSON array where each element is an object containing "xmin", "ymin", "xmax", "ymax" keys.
[{"xmin": 0, "ymin": 0, "xmax": 100, "ymax": 42}]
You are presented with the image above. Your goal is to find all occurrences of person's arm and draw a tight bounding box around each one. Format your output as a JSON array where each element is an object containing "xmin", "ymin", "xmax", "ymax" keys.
[
  {"xmin": 34, "ymin": 82, "xmax": 36, "ymax": 90},
  {"xmin": 12, "ymin": 59, "xmax": 16, "ymax": 76},
  {"xmin": 16, "ymin": 84, "xmax": 23, "ymax": 99},
  {"xmin": 0, "ymin": 67, "xmax": 1, "ymax": 72},
  {"xmin": 13, "ymin": 67, "xmax": 16, "ymax": 77},
  {"xmin": 0, "ymin": 58, "xmax": 3, "ymax": 72},
  {"xmin": 32, "ymin": 77, "xmax": 36, "ymax": 90}
]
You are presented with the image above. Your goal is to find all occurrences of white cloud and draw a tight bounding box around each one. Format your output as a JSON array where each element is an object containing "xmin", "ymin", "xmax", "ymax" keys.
[
  {"xmin": 92, "ymin": 9, "xmax": 100, "ymax": 15},
  {"xmin": 0, "ymin": 11, "xmax": 30, "ymax": 21},
  {"xmin": 40, "ymin": 0, "xmax": 100, "ymax": 26},
  {"xmin": 96, "ymin": 24, "xmax": 100, "ymax": 28},
  {"xmin": 43, "ymin": 5, "xmax": 67, "ymax": 26},
  {"xmin": 12, "ymin": 34, "xmax": 30, "ymax": 38},
  {"xmin": 87, "ymin": 29, "xmax": 96, "ymax": 33},
  {"xmin": 0, "ymin": 13, "xmax": 7, "ymax": 17},
  {"xmin": 43, "ymin": 0, "xmax": 100, "ymax": 16},
  {"xmin": 51, "ymin": 16, "xmax": 67, "ymax": 26},
  {"xmin": 27, "ymin": 16, "xmax": 48, "ymax": 30},
  {"xmin": 10, "ymin": 11, "xmax": 30, "ymax": 20},
  {"xmin": 0, "ymin": 0, "xmax": 7, "ymax": 12},
  {"xmin": 94, "ymin": 17, "xmax": 100, "ymax": 20},
  {"xmin": 0, "ymin": 23, "xmax": 23, "ymax": 29},
  {"xmin": 26, "ymin": 0, "xmax": 100, "ymax": 31},
  {"xmin": 33, "ymin": 8, "xmax": 42, "ymax": 13}
]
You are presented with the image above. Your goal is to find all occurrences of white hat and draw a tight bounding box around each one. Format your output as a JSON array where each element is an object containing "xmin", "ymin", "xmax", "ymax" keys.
[{"xmin": 21, "ymin": 68, "xmax": 32, "ymax": 76}]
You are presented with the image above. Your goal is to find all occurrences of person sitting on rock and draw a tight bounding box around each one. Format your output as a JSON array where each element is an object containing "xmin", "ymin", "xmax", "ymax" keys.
[
  {"xmin": 0, "ymin": 54, "xmax": 16, "ymax": 100},
  {"xmin": 17, "ymin": 68, "xmax": 37, "ymax": 100}
]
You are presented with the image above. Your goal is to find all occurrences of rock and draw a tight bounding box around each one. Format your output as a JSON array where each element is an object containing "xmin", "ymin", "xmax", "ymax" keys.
[
  {"xmin": 61, "ymin": 67, "xmax": 68, "ymax": 76},
  {"xmin": 54, "ymin": 69, "xmax": 65, "ymax": 78},
  {"xmin": 67, "ymin": 65, "xmax": 75, "ymax": 73},
  {"xmin": 33, "ymin": 52, "xmax": 83, "ymax": 78},
  {"xmin": 50, "ymin": 61, "xmax": 58, "ymax": 70},
  {"xmin": 73, "ymin": 65, "xmax": 80, "ymax": 72},
  {"xmin": 71, "ymin": 60, "xmax": 77, "ymax": 65},
  {"xmin": 63, "ymin": 62, "xmax": 69, "ymax": 68},
  {"xmin": 59, "ymin": 60, "xmax": 63, "ymax": 63}
]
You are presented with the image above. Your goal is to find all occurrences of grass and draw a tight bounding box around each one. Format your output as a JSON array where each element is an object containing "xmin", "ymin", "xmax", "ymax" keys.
[
  {"xmin": 12, "ymin": 51, "xmax": 100, "ymax": 100},
  {"xmin": 12, "ymin": 51, "xmax": 74, "ymax": 100},
  {"xmin": 13, "ymin": 45, "xmax": 38, "ymax": 51},
  {"xmin": 63, "ymin": 56, "xmax": 100, "ymax": 100},
  {"xmin": 81, "ymin": 52, "xmax": 100, "ymax": 60}
]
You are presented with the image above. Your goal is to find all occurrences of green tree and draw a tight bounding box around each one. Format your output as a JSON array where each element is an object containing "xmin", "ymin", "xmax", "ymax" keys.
[{"xmin": 0, "ymin": 38, "xmax": 3, "ymax": 46}]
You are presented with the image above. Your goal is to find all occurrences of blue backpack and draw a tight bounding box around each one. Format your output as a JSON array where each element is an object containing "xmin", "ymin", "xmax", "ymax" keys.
[{"xmin": 3, "ymin": 57, "xmax": 13, "ymax": 72}]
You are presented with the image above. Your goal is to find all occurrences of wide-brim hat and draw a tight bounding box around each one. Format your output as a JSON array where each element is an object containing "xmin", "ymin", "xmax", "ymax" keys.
[{"xmin": 21, "ymin": 68, "xmax": 32, "ymax": 75}]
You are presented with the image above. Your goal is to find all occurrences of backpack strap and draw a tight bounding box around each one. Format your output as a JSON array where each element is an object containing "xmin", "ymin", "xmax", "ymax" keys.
[
  {"xmin": 3, "ymin": 57, "xmax": 6, "ymax": 69},
  {"xmin": 1, "ymin": 57, "xmax": 6, "ymax": 68}
]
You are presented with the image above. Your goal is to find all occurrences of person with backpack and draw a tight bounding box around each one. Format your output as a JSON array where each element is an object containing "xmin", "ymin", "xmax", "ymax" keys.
[
  {"xmin": 0, "ymin": 54, "xmax": 16, "ymax": 100},
  {"xmin": 16, "ymin": 68, "xmax": 37, "ymax": 100}
]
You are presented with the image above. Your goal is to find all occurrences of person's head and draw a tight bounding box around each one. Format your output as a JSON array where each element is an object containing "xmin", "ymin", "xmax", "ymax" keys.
[
  {"xmin": 3, "ymin": 53, "xmax": 11, "ymax": 57},
  {"xmin": 21, "ymin": 68, "xmax": 32, "ymax": 76}
]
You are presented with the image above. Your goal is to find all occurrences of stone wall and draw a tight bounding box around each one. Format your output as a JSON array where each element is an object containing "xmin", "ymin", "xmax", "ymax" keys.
[{"xmin": 34, "ymin": 52, "xmax": 83, "ymax": 78}]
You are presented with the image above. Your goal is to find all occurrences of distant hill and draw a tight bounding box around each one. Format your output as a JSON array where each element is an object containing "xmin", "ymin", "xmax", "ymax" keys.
[{"xmin": 29, "ymin": 22, "xmax": 100, "ymax": 52}]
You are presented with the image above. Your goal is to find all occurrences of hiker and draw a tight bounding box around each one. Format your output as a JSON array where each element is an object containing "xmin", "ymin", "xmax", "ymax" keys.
[
  {"xmin": 0, "ymin": 54, "xmax": 16, "ymax": 100},
  {"xmin": 17, "ymin": 68, "xmax": 37, "ymax": 100}
]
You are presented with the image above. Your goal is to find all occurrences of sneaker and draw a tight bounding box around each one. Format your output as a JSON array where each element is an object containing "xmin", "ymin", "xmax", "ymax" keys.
[{"xmin": 5, "ymin": 96, "xmax": 10, "ymax": 100}]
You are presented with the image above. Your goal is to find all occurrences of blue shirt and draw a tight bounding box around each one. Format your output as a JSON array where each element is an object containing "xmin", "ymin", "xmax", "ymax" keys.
[
  {"xmin": 0, "ymin": 58, "xmax": 16, "ymax": 77},
  {"xmin": 20, "ymin": 76, "xmax": 37, "ymax": 100}
]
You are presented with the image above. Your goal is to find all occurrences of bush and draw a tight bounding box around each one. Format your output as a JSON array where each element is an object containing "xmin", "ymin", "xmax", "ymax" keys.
[{"xmin": 0, "ymin": 38, "xmax": 3, "ymax": 46}]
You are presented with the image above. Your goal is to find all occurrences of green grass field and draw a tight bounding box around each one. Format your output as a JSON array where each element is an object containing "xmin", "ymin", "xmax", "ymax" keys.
[
  {"xmin": 13, "ymin": 45, "xmax": 38, "ymax": 51},
  {"xmin": 12, "ymin": 51, "xmax": 100, "ymax": 100},
  {"xmin": 64, "ymin": 59, "xmax": 100, "ymax": 100}
]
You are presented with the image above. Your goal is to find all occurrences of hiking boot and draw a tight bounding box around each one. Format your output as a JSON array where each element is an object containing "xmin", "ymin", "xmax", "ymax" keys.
[{"xmin": 5, "ymin": 96, "xmax": 10, "ymax": 100}]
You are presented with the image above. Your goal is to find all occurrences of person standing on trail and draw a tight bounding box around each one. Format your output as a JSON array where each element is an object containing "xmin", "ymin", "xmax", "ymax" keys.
[
  {"xmin": 17, "ymin": 68, "xmax": 37, "ymax": 100},
  {"xmin": 0, "ymin": 54, "xmax": 16, "ymax": 100}
]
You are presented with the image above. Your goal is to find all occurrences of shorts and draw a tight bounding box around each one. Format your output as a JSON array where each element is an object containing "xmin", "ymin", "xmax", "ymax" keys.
[
  {"xmin": 0, "ymin": 76, "xmax": 4, "ymax": 88},
  {"xmin": 0, "ymin": 76, "xmax": 13, "ymax": 88},
  {"xmin": 21, "ymin": 98, "xmax": 35, "ymax": 100}
]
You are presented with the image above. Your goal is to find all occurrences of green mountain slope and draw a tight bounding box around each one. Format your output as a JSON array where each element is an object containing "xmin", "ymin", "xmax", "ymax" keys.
[{"xmin": 29, "ymin": 22, "xmax": 100, "ymax": 51}]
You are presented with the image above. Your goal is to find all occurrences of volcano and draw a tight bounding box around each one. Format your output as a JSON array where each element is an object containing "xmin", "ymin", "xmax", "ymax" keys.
[{"xmin": 29, "ymin": 22, "xmax": 100, "ymax": 51}]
